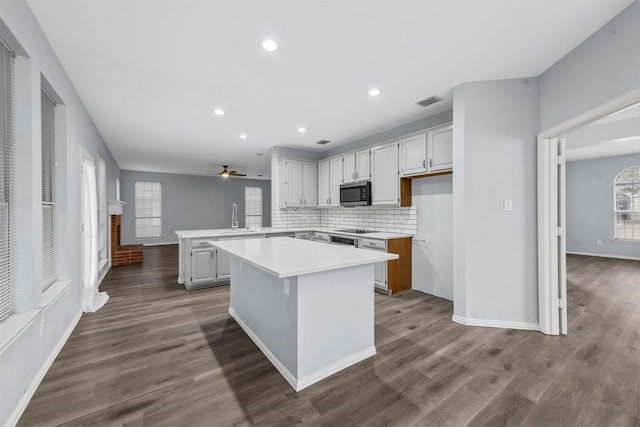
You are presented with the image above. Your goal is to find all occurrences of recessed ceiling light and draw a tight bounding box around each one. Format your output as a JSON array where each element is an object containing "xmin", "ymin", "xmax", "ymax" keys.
[
  {"xmin": 368, "ymin": 88, "xmax": 381, "ymax": 96},
  {"xmin": 239, "ymin": 134, "xmax": 247, "ymax": 139},
  {"xmin": 298, "ymin": 127, "xmax": 307, "ymax": 133},
  {"xmin": 213, "ymin": 109, "xmax": 224, "ymax": 116},
  {"xmin": 262, "ymin": 39, "xmax": 278, "ymax": 52}
]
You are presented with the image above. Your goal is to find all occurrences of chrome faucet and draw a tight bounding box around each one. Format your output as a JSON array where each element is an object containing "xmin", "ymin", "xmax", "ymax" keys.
[{"xmin": 231, "ymin": 203, "xmax": 239, "ymax": 230}]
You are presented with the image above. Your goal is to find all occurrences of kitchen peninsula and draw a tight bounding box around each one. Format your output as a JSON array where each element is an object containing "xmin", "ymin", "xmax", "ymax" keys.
[{"xmin": 211, "ymin": 237, "xmax": 397, "ymax": 391}]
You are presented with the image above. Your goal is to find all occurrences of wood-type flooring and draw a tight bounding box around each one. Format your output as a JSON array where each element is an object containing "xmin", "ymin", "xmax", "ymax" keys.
[{"xmin": 17, "ymin": 246, "xmax": 640, "ymax": 426}]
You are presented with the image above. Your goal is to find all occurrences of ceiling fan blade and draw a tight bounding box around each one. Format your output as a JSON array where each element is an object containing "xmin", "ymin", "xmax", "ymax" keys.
[{"xmin": 230, "ymin": 172, "xmax": 247, "ymax": 176}]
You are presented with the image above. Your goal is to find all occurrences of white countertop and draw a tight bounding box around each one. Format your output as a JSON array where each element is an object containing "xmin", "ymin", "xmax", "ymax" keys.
[
  {"xmin": 210, "ymin": 237, "xmax": 398, "ymax": 278},
  {"xmin": 175, "ymin": 227, "xmax": 413, "ymax": 240}
]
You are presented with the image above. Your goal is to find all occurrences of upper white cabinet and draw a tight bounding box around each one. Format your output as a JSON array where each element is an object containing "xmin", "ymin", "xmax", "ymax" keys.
[
  {"xmin": 302, "ymin": 161, "xmax": 317, "ymax": 207},
  {"xmin": 399, "ymin": 124, "xmax": 453, "ymax": 176},
  {"xmin": 343, "ymin": 153, "xmax": 356, "ymax": 184},
  {"xmin": 343, "ymin": 149, "xmax": 370, "ymax": 183},
  {"xmin": 400, "ymin": 133, "xmax": 427, "ymax": 176},
  {"xmin": 428, "ymin": 124, "xmax": 453, "ymax": 172},
  {"xmin": 371, "ymin": 142, "xmax": 399, "ymax": 205},
  {"xmin": 318, "ymin": 160, "xmax": 330, "ymax": 207},
  {"xmin": 356, "ymin": 149, "xmax": 370, "ymax": 181},
  {"xmin": 329, "ymin": 157, "xmax": 343, "ymax": 206},
  {"xmin": 279, "ymin": 159, "xmax": 302, "ymax": 208}
]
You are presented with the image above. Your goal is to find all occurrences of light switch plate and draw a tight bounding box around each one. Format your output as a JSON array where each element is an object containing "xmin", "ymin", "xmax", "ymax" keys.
[{"xmin": 504, "ymin": 199, "xmax": 513, "ymax": 211}]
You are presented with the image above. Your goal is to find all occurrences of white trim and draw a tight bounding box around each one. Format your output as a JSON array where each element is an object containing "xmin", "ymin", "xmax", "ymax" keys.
[
  {"xmin": 0, "ymin": 310, "xmax": 38, "ymax": 353},
  {"xmin": 40, "ymin": 279, "xmax": 72, "ymax": 309},
  {"xmin": 296, "ymin": 346, "xmax": 376, "ymax": 391},
  {"xmin": 228, "ymin": 307, "xmax": 376, "ymax": 392},
  {"xmin": 6, "ymin": 309, "xmax": 82, "ymax": 427},
  {"xmin": 452, "ymin": 314, "xmax": 539, "ymax": 331},
  {"xmin": 228, "ymin": 307, "xmax": 298, "ymax": 390},
  {"xmin": 566, "ymin": 251, "xmax": 640, "ymax": 261}
]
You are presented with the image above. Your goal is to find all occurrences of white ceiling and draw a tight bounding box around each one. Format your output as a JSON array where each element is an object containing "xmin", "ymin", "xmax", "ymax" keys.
[
  {"xmin": 27, "ymin": 0, "xmax": 633, "ymax": 179},
  {"xmin": 566, "ymin": 103, "xmax": 640, "ymax": 161}
]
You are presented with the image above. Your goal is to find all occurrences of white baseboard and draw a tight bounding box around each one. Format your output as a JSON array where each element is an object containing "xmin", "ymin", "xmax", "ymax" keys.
[
  {"xmin": 566, "ymin": 251, "xmax": 640, "ymax": 261},
  {"xmin": 7, "ymin": 309, "xmax": 82, "ymax": 427},
  {"xmin": 452, "ymin": 314, "xmax": 539, "ymax": 331},
  {"xmin": 228, "ymin": 307, "xmax": 376, "ymax": 392}
]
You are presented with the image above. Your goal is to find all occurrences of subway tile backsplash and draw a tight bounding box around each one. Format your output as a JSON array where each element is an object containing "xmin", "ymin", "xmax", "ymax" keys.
[{"xmin": 272, "ymin": 205, "xmax": 417, "ymax": 234}]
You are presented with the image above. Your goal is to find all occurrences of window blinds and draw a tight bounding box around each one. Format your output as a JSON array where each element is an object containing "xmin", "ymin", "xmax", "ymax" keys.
[
  {"xmin": 135, "ymin": 181, "xmax": 162, "ymax": 238},
  {"xmin": 41, "ymin": 89, "xmax": 56, "ymax": 290},
  {"xmin": 245, "ymin": 187, "xmax": 263, "ymax": 228},
  {"xmin": 0, "ymin": 43, "xmax": 15, "ymax": 322}
]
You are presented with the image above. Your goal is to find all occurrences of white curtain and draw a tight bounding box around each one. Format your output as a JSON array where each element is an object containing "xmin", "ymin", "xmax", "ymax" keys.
[{"xmin": 81, "ymin": 155, "xmax": 109, "ymax": 312}]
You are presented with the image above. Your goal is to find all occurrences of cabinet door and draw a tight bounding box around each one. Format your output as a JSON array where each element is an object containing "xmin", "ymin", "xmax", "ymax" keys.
[
  {"xmin": 283, "ymin": 159, "xmax": 302, "ymax": 208},
  {"xmin": 356, "ymin": 149, "xmax": 370, "ymax": 181},
  {"xmin": 371, "ymin": 142, "xmax": 399, "ymax": 205},
  {"xmin": 329, "ymin": 157, "xmax": 343, "ymax": 206},
  {"xmin": 216, "ymin": 248, "xmax": 231, "ymax": 280},
  {"xmin": 318, "ymin": 160, "xmax": 330, "ymax": 207},
  {"xmin": 428, "ymin": 125, "xmax": 453, "ymax": 172},
  {"xmin": 302, "ymin": 162, "xmax": 317, "ymax": 207},
  {"xmin": 342, "ymin": 153, "xmax": 356, "ymax": 184},
  {"xmin": 374, "ymin": 261, "xmax": 387, "ymax": 289},
  {"xmin": 191, "ymin": 248, "xmax": 215, "ymax": 285},
  {"xmin": 400, "ymin": 133, "xmax": 427, "ymax": 176}
]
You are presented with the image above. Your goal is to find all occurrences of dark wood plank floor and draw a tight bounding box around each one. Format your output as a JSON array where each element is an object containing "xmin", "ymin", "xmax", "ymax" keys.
[{"xmin": 18, "ymin": 246, "xmax": 640, "ymax": 426}]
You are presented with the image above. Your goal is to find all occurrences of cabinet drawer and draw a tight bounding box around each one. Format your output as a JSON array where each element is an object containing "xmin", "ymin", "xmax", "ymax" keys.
[
  {"xmin": 192, "ymin": 239, "xmax": 214, "ymax": 247},
  {"xmin": 361, "ymin": 238, "xmax": 386, "ymax": 250},
  {"xmin": 295, "ymin": 232, "xmax": 312, "ymax": 239},
  {"xmin": 314, "ymin": 232, "xmax": 330, "ymax": 242}
]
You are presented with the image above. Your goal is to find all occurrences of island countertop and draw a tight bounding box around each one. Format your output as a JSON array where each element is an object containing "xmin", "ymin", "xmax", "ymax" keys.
[
  {"xmin": 210, "ymin": 237, "xmax": 398, "ymax": 278},
  {"xmin": 175, "ymin": 227, "xmax": 414, "ymax": 240}
]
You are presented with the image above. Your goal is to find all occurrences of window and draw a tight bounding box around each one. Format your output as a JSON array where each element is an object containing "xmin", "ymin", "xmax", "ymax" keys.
[
  {"xmin": 614, "ymin": 165, "xmax": 640, "ymax": 241},
  {"xmin": 0, "ymin": 42, "xmax": 15, "ymax": 322},
  {"xmin": 135, "ymin": 181, "xmax": 162, "ymax": 238},
  {"xmin": 41, "ymin": 89, "xmax": 56, "ymax": 290},
  {"xmin": 245, "ymin": 187, "xmax": 262, "ymax": 228}
]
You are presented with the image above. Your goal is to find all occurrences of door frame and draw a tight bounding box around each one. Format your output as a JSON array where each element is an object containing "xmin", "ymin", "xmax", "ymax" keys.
[{"xmin": 537, "ymin": 88, "xmax": 640, "ymax": 335}]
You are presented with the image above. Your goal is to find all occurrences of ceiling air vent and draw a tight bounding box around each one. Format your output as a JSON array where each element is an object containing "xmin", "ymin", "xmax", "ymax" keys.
[
  {"xmin": 316, "ymin": 140, "xmax": 331, "ymax": 145},
  {"xmin": 416, "ymin": 96, "xmax": 444, "ymax": 107}
]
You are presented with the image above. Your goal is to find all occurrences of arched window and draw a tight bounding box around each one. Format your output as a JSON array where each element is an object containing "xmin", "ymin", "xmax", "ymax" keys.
[{"xmin": 614, "ymin": 165, "xmax": 640, "ymax": 241}]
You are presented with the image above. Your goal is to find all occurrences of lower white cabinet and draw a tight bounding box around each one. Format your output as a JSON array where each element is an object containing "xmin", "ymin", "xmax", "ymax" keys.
[
  {"xmin": 216, "ymin": 247, "xmax": 232, "ymax": 280},
  {"xmin": 191, "ymin": 246, "xmax": 216, "ymax": 286}
]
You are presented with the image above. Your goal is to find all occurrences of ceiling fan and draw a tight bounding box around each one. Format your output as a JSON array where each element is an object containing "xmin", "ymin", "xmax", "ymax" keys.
[{"xmin": 216, "ymin": 165, "xmax": 246, "ymax": 177}]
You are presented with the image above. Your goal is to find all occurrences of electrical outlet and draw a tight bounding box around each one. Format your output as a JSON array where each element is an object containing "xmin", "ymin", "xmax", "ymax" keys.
[
  {"xmin": 596, "ymin": 240, "xmax": 602, "ymax": 245},
  {"xmin": 283, "ymin": 279, "xmax": 289, "ymax": 296},
  {"xmin": 504, "ymin": 199, "xmax": 513, "ymax": 211}
]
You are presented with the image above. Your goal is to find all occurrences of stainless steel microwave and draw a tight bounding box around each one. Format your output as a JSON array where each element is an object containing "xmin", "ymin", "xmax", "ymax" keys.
[{"xmin": 339, "ymin": 182, "xmax": 371, "ymax": 207}]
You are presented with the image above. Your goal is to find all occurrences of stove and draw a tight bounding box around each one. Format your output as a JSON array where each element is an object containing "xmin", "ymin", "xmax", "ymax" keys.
[{"xmin": 334, "ymin": 229, "xmax": 376, "ymax": 234}]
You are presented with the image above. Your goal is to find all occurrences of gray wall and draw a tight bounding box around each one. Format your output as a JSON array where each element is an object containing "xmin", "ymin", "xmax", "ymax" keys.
[
  {"xmin": 539, "ymin": 0, "xmax": 640, "ymax": 131},
  {"xmin": 453, "ymin": 78, "xmax": 539, "ymax": 325},
  {"xmin": 412, "ymin": 175, "xmax": 453, "ymax": 301},
  {"xmin": 120, "ymin": 171, "xmax": 271, "ymax": 245},
  {"xmin": 567, "ymin": 153, "xmax": 640, "ymax": 259},
  {"xmin": 0, "ymin": 1, "xmax": 120, "ymax": 425}
]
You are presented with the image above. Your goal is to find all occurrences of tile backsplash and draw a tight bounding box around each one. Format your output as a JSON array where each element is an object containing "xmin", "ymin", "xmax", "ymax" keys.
[{"xmin": 272, "ymin": 205, "xmax": 417, "ymax": 234}]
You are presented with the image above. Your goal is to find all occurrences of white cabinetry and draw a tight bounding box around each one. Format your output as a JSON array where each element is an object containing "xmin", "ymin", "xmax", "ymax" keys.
[
  {"xmin": 279, "ymin": 159, "xmax": 302, "ymax": 208},
  {"xmin": 400, "ymin": 133, "xmax": 427, "ymax": 176},
  {"xmin": 428, "ymin": 124, "xmax": 453, "ymax": 172},
  {"xmin": 343, "ymin": 153, "xmax": 356, "ymax": 184},
  {"xmin": 318, "ymin": 160, "xmax": 330, "ymax": 207},
  {"xmin": 302, "ymin": 161, "xmax": 317, "ymax": 207},
  {"xmin": 343, "ymin": 150, "xmax": 370, "ymax": 183},
  {"xmin": 279, "ymin": 159, "xmax": 317, "ymax": 208},
  {"xmin": 216, "ymin": 247, "xmax": 231, "ymax": 280},
  {"xmin": 371, "ymin": 142, "xmax": 399, "ymax": 205},
  {"xmin": 191, "ymin": 246, "xmax": 216, "ymax": 286},
  {"xmin": 329, "ymin": 157, "xmax": 343, "ymax": 207},
  {"xmin": 356, "ymin": 149, "xmax": 370, "ymax": 181}
]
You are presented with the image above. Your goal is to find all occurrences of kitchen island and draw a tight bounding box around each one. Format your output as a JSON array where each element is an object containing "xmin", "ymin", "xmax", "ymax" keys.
[{"xmin": 210, "ymin": 237, "xmax": 398, "ymax": 391}]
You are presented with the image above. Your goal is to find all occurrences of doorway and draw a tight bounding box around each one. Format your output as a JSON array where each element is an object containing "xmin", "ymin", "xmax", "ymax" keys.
[{"xmin": 538, "ymin": 89, "xmax": 640, "ymax": 335}]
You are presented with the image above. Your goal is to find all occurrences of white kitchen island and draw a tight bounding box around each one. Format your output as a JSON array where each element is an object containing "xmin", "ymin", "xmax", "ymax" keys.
[{"xmin": 210, "ymin": 237, "xmax": 398, "ymax": 391}]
